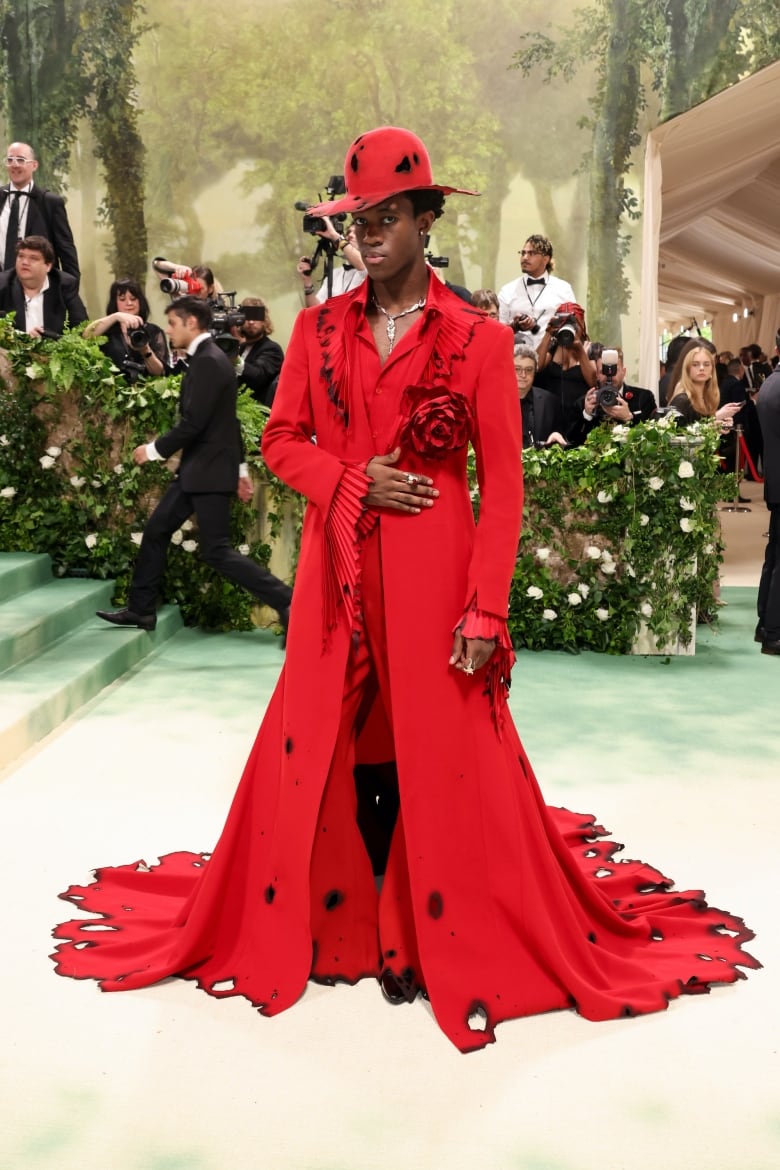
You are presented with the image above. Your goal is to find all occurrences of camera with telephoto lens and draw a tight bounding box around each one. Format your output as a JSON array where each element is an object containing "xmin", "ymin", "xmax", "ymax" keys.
[
  {"xmin": 152, "ymin": 257, "xmax": 206, "ymax": 297},
  {"xmin": 296, "ymin": 176, "xmax": 348, "ymax": 235},
  {"xmin": 553, "ymin": 313, "xmax": 578, "ymax": 348},
  {"xmin": 594, "ymin": 348, "xmax": 621, "ymax": 411},
  {"xmin": 127, "ymin": 325, "xmax": 150, "ymax": 350}
]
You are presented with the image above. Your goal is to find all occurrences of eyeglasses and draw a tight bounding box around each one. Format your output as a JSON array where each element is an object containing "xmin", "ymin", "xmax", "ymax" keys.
[
  {"xmin": 519, "ymin": 249, "xmax": 541, "ymax": 257},
  {"xmin": 5, "ymin": 156, "xmax": 33, "ymax": 166},
  {"xmin": 514, "ymin": 366, "xmax": 536, "ymax": 376}
]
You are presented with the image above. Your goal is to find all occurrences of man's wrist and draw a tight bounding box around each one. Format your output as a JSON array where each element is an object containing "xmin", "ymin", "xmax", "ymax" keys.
[{"xmin": 303, "ymin": 285, "xmax": 315, "ymax": 296}]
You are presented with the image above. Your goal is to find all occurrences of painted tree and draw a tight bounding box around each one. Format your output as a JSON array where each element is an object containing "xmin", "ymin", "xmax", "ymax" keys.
[
  {"xmin": 513, "ymin": 0, "xmax": 780, "ymax": 343},
  {"xmin": 0, "ymin": 0, "xmax": 147, "ymax": 277}
]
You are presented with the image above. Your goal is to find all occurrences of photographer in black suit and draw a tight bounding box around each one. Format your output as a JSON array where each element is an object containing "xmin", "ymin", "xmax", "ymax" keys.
[
  {"xmin": 755, "ymin": 332, "xmax": 780, "ymax": 655},
  {"xmin": 236, "ymin": 296, "xmax": 284, "ymax": 407},
  {"xmin": 97, "ymin": 296, "xmax": 292, "ymax": 633},
  {"xmin": 0, "ymin": 235, "xmax": 87, "ymax": 336}
]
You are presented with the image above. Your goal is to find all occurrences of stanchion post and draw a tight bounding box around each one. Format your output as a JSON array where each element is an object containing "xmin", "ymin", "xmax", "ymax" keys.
[{"xmin": 720, "ymin": 422, "xmax": 751, "ymax": 513}]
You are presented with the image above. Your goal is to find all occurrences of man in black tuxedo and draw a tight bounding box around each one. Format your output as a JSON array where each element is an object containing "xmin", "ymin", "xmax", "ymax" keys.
[
  {"xmin": 96, "ymin": 296, "xmax": 292, "ymax": 633},
  {"xmin": 755, "ymin": 334, "xmax": 780, "ymax": 655},
  {"xmin": 1, "ymin": 142, "xmax": 80, "ymax": 282},
  {"xmin": 236, "ymin": 296, "xmax": 284, "ymax": 407},
  {"xmin": 0, "ymin": 235, "xmax": 87, "ymax": 336},
  {"xmin": 567, "ymin": 344, "xmax": 656, "ymax": 446},
  {"xmin": 513, "ymin": 343, "xmax": 565, "ymax": 448}
]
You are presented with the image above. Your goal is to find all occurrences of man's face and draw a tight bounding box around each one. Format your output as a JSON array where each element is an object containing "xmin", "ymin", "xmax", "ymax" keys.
[
  {"xmin": 240, "ymin": 310, "xmax": 266, "ymax": 342},
  {"xmin": 352, "ymin": 196, "xmax": 432, "ymax": 285},
  {"xmin": 166, "ymin": 311, "xmax": 198, "ymax": 351},
  {"xmin": 514, "ymin": 356, "xmax": 536, "ymax": 400},
  {"xmin": 15, "ymin": 247, "xmax": 51, "ymax": 289},
  {"xmin": 519, "ymin": 240, "xmax": 548, "ymax": 279},
  {"xmin": 5, "ymin": 143, "xmax": 38, "ymax": 189}
]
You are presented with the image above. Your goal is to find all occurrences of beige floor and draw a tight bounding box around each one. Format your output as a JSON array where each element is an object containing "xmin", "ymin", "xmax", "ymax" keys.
[{"xmin": 0, "ymin": 481, "xmax": 776, "ymax": 1170}]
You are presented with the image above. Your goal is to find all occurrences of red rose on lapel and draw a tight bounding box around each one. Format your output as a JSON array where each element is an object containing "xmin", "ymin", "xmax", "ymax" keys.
[
  {"xmin": 398, "ymin": 384, "xmax": 474, "ymax": 460},
  {"xmin": 624, "ymin": 391, "xmax": 633, "ymax": 400}
]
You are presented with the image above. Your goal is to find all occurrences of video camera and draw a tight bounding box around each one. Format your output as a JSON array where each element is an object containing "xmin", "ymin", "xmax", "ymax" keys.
[
  {"xmin": 295, "ymin": 176, "xmax": 347, "ymax": 236},
  {"xmin": 152, "ymin": 257, "xmax": 205, "ymax": 297}
]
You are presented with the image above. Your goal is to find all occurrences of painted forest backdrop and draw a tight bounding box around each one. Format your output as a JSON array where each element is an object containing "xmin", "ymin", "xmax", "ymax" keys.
[{"xmin": 0, "ymin": 0, "xmax": 779, "ymax": 358}]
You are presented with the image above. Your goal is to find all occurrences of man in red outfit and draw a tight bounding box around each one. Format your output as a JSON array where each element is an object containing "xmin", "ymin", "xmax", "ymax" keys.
[{"xmin": 53, "ymin": 127, "xmax": 757, "ymax": 1054}]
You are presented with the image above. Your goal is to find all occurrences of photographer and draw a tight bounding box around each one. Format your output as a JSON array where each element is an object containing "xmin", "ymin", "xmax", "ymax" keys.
[
  {"xmin": 497, "ymin": 234, "xmax": 576, "ymax": 349},
  {"xmin": 567, "ymin": 344, "xmax": 656, "ymax": 446},
  {"xmin": 84, "ymin": 277, "xmax": 168, "ymax": 380},
  {"xmin": 535, "ymin": 301, "xmax": 598, "ymax": 433},
  {"xmin": 235, "ymin": 296, "xmax": 283, "ymax": 408},
  {"xmin": 513, "ymin": 342, "xmax": 566, "ymax": 448},
  {"xmin": 296, "ymin": 217, "xmax": 365, "ymax": 306}
]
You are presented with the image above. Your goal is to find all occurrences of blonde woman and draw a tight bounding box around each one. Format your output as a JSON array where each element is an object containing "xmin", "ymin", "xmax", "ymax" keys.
[{"xmin": 668, "ymin": 344, "xmax": 741, "ymax": 426}]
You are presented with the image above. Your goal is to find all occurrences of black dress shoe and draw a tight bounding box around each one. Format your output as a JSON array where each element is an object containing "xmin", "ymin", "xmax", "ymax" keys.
[
  {"xmin": 379, "ymin": 968, "xmax": 421, "ymax": 1005},
  {"xmin": 761, "ymin": 638, "xmax": 780, "ymax": 656},
  {"xmin": 96, "ymin": 607, "xmax": 156, "ymax": 631},
  {"xmin": 755, "ymin": 624, "xmax": 767, "ymax": 643}
]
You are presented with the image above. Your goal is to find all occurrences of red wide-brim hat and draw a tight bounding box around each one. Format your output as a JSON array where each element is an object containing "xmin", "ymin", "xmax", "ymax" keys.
[{"xmin": 305, "ymin": 126, "xmax": 480, "ymax": 216}]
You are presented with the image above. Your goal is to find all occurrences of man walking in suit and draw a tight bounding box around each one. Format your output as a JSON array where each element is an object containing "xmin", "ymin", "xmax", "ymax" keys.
[
  {"xmin": 96, "ymin": 296, "xmax": 292, "ymax": 633},
  {"xmin": 1, "ymin": 142, "xmax": 80, "ymax": 283},
  {"xmin": 0, "ymin": 235, "xmax": 87, "ymax": 336},
  {"xmin": 755, "ymin": 331, "xmax": 780, "ymax": 655}
]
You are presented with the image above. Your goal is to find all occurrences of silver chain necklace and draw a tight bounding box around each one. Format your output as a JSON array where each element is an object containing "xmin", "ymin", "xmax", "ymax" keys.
[{"xmin": 373, "ymin": 295, "xmax": 426, "ymax": 351}]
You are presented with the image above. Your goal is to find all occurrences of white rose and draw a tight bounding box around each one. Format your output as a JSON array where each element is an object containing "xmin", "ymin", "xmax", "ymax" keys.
[
  {"xmin": 679, "ymin": 497, "xmax": 695, "ymax": 511},
  {"xmin": 595, "ymin": 608, "xmax": 609, "ymax": 621},
  {"xmin": 648, "ymin": 476, "xmax": 664, "ymax": 491},
  {"xmin": 113, "ymin": 464, "xmax": 124, "ymax": 475},
  {"xmin": 46, "ymin": 445, "xmax": 61, "ymax": 457},
  {"xmin": 39, "ymin": 455, "xmax": 55, "ymax": 469},
  {"xmin": 640, "ymin": 602, "xmax": 653, "ymax": 617},
  {"xmin": 181, "ymin": 519, "xmax": 194, "ymax": 531},
  {"xmin": 91, "ymin": 479, "xmax": 102, "ymax": 488},
  {"xmin": 567, "ymin": 592, "xmax": 582, "ymax": 606},
  {"xmin": 639, "ymin": 514, "xmax": 649, "ymax": 526},
  {"xmin": 69, "ymin": 475, "xmax": 85, "ymax": 488},
  {"xmin": 526, "ymin": 585, "xmax": 543, "ymax": 599},
  {"xmin": 0, "ymin": 485, "xmax": 16, "ymax": 498},
  {"xmin": 677, "ymin": 460, "xmax": 695, "ymax": 479},
  {"xmin": 597, "ymin": 490, "xmax": 613, "ymax": 504},
  {"xmin": 601, "ymin": 561, "xmax": 617, "ymax": 575},
  {"xmin": 679, "ymin": 518, "xmax": 693, "ymax": 533},
  {"xmin": 585, "ymin": 545, "xmax": 602, "ymax": 560},
  {"xmin": 170, "ymin": 529, "xmax": 183, "ymax": 545},
  {"xmin": 703, "ymin": 543, "xmax": 714, "ymax": 555},
  {"xmin": 577, "ymin": 582, "xmax": 590, "ymax": 597},
  {"xmin": 535, "ymin": 548, "xmax": 550, "ymax": 561},
  {"xmin": 0, "ymin": 434, "xmax": 9, "ymax": 446},
  {"xmin": 542, "ymin": 608, "xmax": 557, "ymax": 621},
  {"xmin": 131, "ymin": 532, "xmax": 143, "ymax": 546},
  {"xmin": 601, "ymin": 549, "xmax": 614, "ymax": 562},
  {"xmin": 85, "ymin": 533, "xmax": 98, "ymax": 549},
  {"xmin": 182, "ymin": 539, "xmax": 198, "ymax": 553},
  {"xmin": 611, "ymin": 425, "xmax": 629, "ymax": 443},
  {"xmin": 238, "ymin": 543, "xmax": 250, "ymax": 556}
]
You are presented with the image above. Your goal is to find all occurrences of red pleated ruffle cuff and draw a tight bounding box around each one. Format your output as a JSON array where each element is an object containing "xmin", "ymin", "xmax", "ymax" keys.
[
  {"xmin": 323, "ymin": 463, "xmax": 377, "ymax": 644},
  {"xmin": 454, "ymin": 598, "xmax": 516, "ymax": 736}
]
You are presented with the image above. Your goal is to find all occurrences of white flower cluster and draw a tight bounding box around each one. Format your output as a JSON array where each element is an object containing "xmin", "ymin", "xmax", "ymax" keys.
[{"xmin": 0, "ymin": 485, "xmax": 16, "ymax": 498}]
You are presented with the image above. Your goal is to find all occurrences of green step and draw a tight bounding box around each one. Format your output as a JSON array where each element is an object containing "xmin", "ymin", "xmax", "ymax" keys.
[
  {"xmin": 0, "ymin": 606, "xmax": 182, "ymax": 770},
  {"xmin": 0, "ymin": 577, "xmax": 117, "ymax": 672},
  {"xmin": 0, "ymin": 552, "xmax": 55, "ymax": 602}
]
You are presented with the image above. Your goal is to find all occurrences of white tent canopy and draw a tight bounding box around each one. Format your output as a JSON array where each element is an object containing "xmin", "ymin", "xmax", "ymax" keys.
[{"xmin": 640, "ymin": 60, "xmax": 780, "ymax": 389}]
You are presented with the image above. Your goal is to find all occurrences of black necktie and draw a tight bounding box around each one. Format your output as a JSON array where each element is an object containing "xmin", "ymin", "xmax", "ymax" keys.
[
  {"xmin": 525, "ymin": 277, "xmax": 546, "ymax": 286},
  {"xmin": 4, "ymin": 192, "xmax": 20, "ymax": 270}
]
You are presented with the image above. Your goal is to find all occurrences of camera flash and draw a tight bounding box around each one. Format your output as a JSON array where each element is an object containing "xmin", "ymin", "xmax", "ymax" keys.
[{"xmin": 602, "ymin": 349, "xmax": 619, "ymax": 366}]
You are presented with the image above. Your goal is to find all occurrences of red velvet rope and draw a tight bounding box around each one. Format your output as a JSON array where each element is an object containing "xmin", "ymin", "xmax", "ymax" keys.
[{"xmin": 738, "ymin": 431, "xmax": 763, "ymax": 483}]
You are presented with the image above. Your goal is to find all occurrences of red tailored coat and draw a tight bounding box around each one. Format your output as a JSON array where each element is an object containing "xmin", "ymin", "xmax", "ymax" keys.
[{"xmin": 52, "ymin": 274, "xmax": 757, "ymax": 1053}]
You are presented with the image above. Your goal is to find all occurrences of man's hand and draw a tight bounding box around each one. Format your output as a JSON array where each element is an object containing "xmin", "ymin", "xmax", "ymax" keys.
[
  {"xmin": 603, "ymin": 397, "xmax": 632, "ymax": 423},
  {"xmin": 133, "ymin": 444, "xmax": 149, "ymax": 465},
  {"xmin": 583, "ymin": 387, "xmax": 598, "ymax": 416},
  {"xmin": 513, "ymin": 313, "xmax": 536, "ymax": 333},
  {"xmin": 237, "ymin": 475, "xmax": 253, "ymax": 503},
  {"xmin": 449, "ymin": 630, "xmax": 496, "ymax": 674},
  {"xmin": 365, "ymin": 447, "xmax": 438, "ymax": 513}
]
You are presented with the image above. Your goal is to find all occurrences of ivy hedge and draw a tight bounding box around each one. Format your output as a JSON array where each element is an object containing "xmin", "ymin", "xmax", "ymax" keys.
[{"xmin": 0, "ymin": 325, "xmax": 731, "ymax": 650}]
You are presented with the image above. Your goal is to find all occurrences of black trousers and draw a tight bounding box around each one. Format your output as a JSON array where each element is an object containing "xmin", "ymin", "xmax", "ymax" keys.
[
  {"xmin": 757, "ymin": 502, "xmax": 780, "ymax": 639},
  {"xmin": 128, "ymin": 481, "xmax": 292, "ymax": 618}
]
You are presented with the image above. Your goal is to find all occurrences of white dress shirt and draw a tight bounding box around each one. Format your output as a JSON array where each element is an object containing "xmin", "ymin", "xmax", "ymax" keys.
[{"xmin": 497, "ymin": 273, "xmax": 577, "ymax": 350}]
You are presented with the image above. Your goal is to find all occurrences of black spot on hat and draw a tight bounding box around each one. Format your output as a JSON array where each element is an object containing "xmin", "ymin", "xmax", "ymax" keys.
[
  {"xmin": 264, "ymin": 884, "xmax": 276, "ymax": 904},
  {"xmin": 285, "ymin": 737, "xmax": 294, "ymax": 754},
  {"xmin": 324, "ymin": 889, "xmax": 344, "ymax": 911},
  {"xmin": 395, "ymin": 155, "xmax": 413, "ymax": 174}
]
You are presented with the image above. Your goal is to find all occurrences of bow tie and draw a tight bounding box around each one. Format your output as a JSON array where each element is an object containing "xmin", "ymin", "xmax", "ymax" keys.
[{"xmin": 525, "ymin": 277, "xmax": 546, "ymax": 286}]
